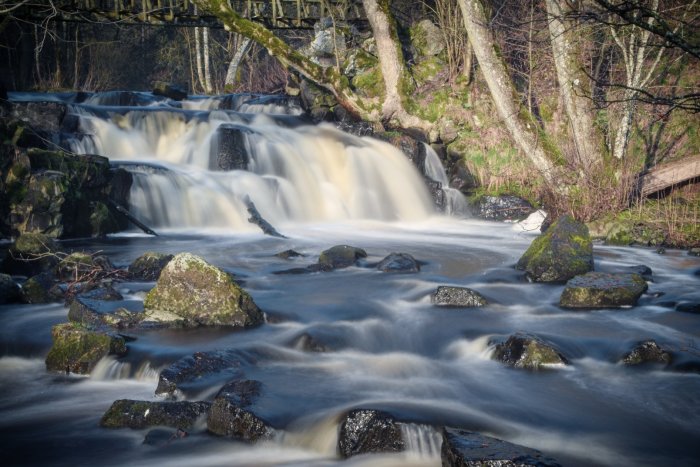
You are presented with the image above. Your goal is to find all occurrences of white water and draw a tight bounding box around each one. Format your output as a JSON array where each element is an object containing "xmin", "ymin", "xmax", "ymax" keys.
[
  {"xmin": 69, "ymin": 102, "xmax": 435, "ymax": 230},
  {"xmin": 423, "ymin": 144, "xmax": 469, "ymax": 216}
]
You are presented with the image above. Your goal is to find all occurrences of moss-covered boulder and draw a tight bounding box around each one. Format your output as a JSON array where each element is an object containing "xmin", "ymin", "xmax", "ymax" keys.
[
  {"xmin": 559, "ymin": 272, "xmax": 647, "ymax": 309},
  {"xmin": 45, "ymin": 323, "xmax": 127, "ymax": 374},
  {"xmin": 128, "ymin": 252, "xmax": 173, "ymax": 281},
  {"xmin": 318, "ymin": 245, "xmax": 367, "ymax": 271},
  {"xmin": 2, "ymin": 232, "xmax": 60, "ymax": 276},
  {"xmin": 143, "ymin": 253, "xmax": 263, "ymax": 327},
  {"xmin": 410, "ymin": 19, "xmax": 445, "ymax": 57},
  {"xmin": 21, "ymin": 272, "xmax": 57, "ymax": 303},
  {"xmin": 516, "ymin": 215, "xmax": 593, "ymax": 283},
  {"xmin": 621, "ymin": 340, "xmax": 672, "ymax": 366},
  {"xmin": 100, "ymin": 399, "xmax": 211, "ymax": 429},
  {"xmin": 0, "ymin": 273, "xmax": 21, "ymax": 304},
  {"xmin": 493, "ymin": 333, "xmax": 569, "ymax": 370},
  {"xmin": 431, "ymin": 286, "xmax": 488, "ymax": 307}
]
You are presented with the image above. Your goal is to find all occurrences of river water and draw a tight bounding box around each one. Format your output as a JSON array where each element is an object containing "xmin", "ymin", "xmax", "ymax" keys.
[{"xmin": 1, "ymin": 92, "xmax": 699, "ymax": 466}]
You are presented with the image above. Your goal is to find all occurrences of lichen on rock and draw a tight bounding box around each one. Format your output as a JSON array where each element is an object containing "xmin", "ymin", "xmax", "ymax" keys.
[
  {"xmin": 559, "ymin": 272, "xmax": 647, "ymax": 309},
  {"xmin": 45, "ymin": 323, "xmax": 127, "ymax": 374}
]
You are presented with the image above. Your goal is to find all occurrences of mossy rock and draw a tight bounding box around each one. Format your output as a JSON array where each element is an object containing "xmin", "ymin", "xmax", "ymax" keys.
[
  {"xmin": 2, "ymin": 232, "xmax": 60, "ymax": 276},
  {"xmin": 559, "ymin": 272, "xmax": 648, "ymax": 309},
  {"xmin": 318, "ymin": 245, "xmax": 367, "ymax": 271},
  {"xmin": 516, "ymin": 215, "xmax": 593, "ymax": 283},
  {"xmin": 100, "ymin": 399, "xmax": 211, "ymax": 429},
  {"xmin": 493, "ymin": 333, "xmax": 569, "ymax": 370},
  {"xmin": 128, "ymin": 252, "xmax": 174, "ymax": 281},
  {"xmin": 45, "ymin": 323, "xmax": 127, "ymax": 374},
  {"xmin": 21, "ymin": 272, "xmax": 57, "ymax": 304},
  {"xmin": 410, "ymin": 19, "xmax": 444, "ymax": 57},
  {"xmin": 143, "ymin": 253, "xmax": 263, "ymax": 327},
  {"xmin": 411, "ymin": 56, "xmax": 444, "ymax": 86},
  {"xmin": 621, "ymin": 340, "xmax": 672, "ymax": 366}
]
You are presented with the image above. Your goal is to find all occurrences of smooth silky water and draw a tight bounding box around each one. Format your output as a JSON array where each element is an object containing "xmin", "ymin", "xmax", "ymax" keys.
[{"xmin": 1, "ymin": 92, "xmax": 699, "ymax": 467}]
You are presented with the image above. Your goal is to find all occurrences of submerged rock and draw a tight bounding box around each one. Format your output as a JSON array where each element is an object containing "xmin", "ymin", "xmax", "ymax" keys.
[
  {"xmin": 493, "ymin": 333, "xmax": 568, "ymax": 370},
  {"xmin": 377, "ymin": 252, "xmax": 420, "ymax": 273},
  {"xmin": 100, "ymin": 399, "xmax": 211, "ymax": 429},
  {"xmin": 128, "ymin": 252, "xmax": 173, "ymax": 281},
  {"xmin": 337, "ymin": 409, "xmax": 405, "ymax": 458},
  {"xmin": 431, "ymin": 286, "xmax": 488, "ymax": 307},
  {"xmin": 472, "ymin": 195, "xmax": 535, "ymax": 222},
  {"xmin": 143, "ymin": 253, "xmax": 264, "ymax": 327},
  {"xmin": 625, "ymin": 265, "xmax": 653, "ymax": 281},
  {"xmin": 318, "ymin": 245, "xmax": 367, "ymax": 271},
  {"xmin": 2, "ymin": 232, "xmax": 60, "ymax": 276},
  {"xmin": 275, "ymin": 249, "xmax": 304, "ymax": 260},
  {"xmin": 207, "ymin": 380, "xmax": 273, "ymax": 442},
  {"xmin": 441, "ymin": 427, "xmax": 561, "ymax": 467},
  {"xmin": 0, "ymin": 273, "xmax": 21, "ymax": 304},
  {"xmin": 676, "ymin": 302, "xmax": 700, "ymax": 314},
  {"xmin": 155, "ymin": 350, "xmax": 242, "ymax": 397},
  {"xmin": 45, "ymin": 323, "xmax": 127, "ymax": 374},
  {"xmin": 516, "ymin": 215, "xmax": 593, "ymax": 283},
  {"xmin": 621, "ymin": 340, "xmax": 672, "ymax": 366},
  {"xmin": 290, "ymin": 332, "xmax": 330, "ymax": 352},
  {"xmin": 559, "ymin": 272, "xmax": 647, "ymax": 309}
]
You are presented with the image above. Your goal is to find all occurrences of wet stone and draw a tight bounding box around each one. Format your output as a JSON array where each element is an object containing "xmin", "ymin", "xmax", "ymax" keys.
[
  {"xmin": 676, "ymin": 302, "xmax": 700, "ymax": 314},
  {"xmin": 621, "ymin": 340, "xmax": 672, "ymax": 366},
  {"xmin": 290, "ymin": 332, "xmax": 329, "ymax": 352},
  {"xmin": 472, "ymin": 195, "xmax": 535, "ymax": 222},
  {"xmin": 431, "ymin": 286, "xmax": 487, "ymax": 307},
  {"xmin": 318, "ymin": 245, "xmax": 367, "ymax": 271},
  {"xmin": 207, "ymin": 397, "xmax": 274, "ymax": 442},
  {"xmin": 337, "ymin": 409, "xmax": 405, "ymax": 458},
  {"xmin": 155, "ymin": 350, "xmax": 243, "ymax": 397},
  {"xmin": 559, "ymin": 272, "xmax": 647, "ymax": 309},
  {"xmin": 275, "ymin": 249, "xmax": 304, "ymax": 260},
  {"xmin": 377, "ymin": 252, "xmax": 420, "ymax": 273},
  {"xmin": 493, "ymin": 333, "xmax": 568, "ymax": 370},
  {"xmin": 100, "ymin": 399, "xmax": 211, "ymax": 429},
  {"xmin": 45, "ymin": 323, "xmax": 127, "ymax": 375},
  {"xmin": 128, "ymin": 252, "xmax": 173, "ymax": 281}
]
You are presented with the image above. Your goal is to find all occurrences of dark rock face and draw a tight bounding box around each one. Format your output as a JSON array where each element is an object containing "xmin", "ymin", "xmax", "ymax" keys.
[
  {"xmin": 207, "ymin": 380, "xmax": 273, "ymax": 442},
  {"xmin": 472, "ymin": 195, "xmax": 535, "ymax": 222},
  {"xmin": 318, "ymin": 245, "xmax": 367, "ymax": 271},
  {"xmin": 66, "ymin": 288, "xmax": 139, "ymax": 329},
  {"xmin": 21, "ymin": 272, "xmax": 57, "ymax": 303},
  {"xmin": 215, "ymin": 379, "xmax": 262, "ymax": 408},
  {"xmin": 337, "ymin": 409, "xmax": 405, "ymax": 458},
  {"xmin": 379, "ymin": 132, "xmax": 427, "ymax": 174},
  {"xmin": 156, "ymin": 350, "xmax": 242, "ymax": 397},
  {"xmin": 215, "ymin": 125, "xmax": 250, "ymax": 171},
  {"xmin": 152, "ymin": 82, "xmax": 187, "ymax": 101},
  {"xmin": 559, "ymin": 272, "xmax": 647, "ymax": 309},
  {"xmin": 377, "ymin": 253, "xmax": 420, "ymax": 273},
  {"xmin": 493, "ymin": 333, "xmax": 568, "ymax": 370},
  {"xmin": 0, "ymin": 273, "xmax": 20, "ymax": 304},
  {"xmin": 2, "ymin": 233, "xmax": 60, "ymax": 276},
  {"xmin": 100, "ymin": 399, "xmax": 211, "ymax": 429},
  {"xmin": 441, "ymin": 427, "xmax": 561, "ymax": 467},
  {"xmin": 431, "ymin": 286, "xmax": 487, "ymax": 307},
  {"xmin": 10, "ymin": 101, "xmax": 66, "ymax": 135},
  {"xmin": 45, "ymin": 323, "xmax": 127, "ymax": 374},
  {"xmin": 426, "ymin": 179, "xmax": 447, "ymax": 212},
  {"xmin": 676, "ymin": 302, "xmax": 700, "ymax": 314},
  {"xmin": 516, "ymin": 215, "xmax": 594, "ymax": 283},
  {"xmin": 128, "ymin": 252, "xmax": 173, "ymax": 281},
  {"xmin": 621, "ymin": 340, "xmax": 672, "ymax": 366}
]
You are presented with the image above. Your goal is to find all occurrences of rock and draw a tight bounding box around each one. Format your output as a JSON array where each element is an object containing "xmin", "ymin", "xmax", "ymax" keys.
[
  {"xmin": 290, "ymin": 332, "xmax": 329, "ymax": 352},
  {"xmin": 431, "ymin": 286, "xmax": 488, "ymax": 307},
  {"xmin": 621, "ymin": 340, "xmax": 672, "ymax": 366},
  {"xmin": 152, "ymin": 82, "xmax": 187, "ymax": 101},
  {"xmin": 215, "ymin": 125, "xmax": 250, "ymax": 171},
  {"xmin": 626, "ymin": 265, "xmax": 653, "ymax": 281},
  {"xmin": 318, "ymin": 245, "xmax": 367, "ymax": 271},
  {"xmin": 337, "ymin": 409, "xmax": 405, "ymax": 458},
  {"xmin": 411, "ymin": 19, "xmax": 445, "ymax": 57},
  {"xmin": 100, "ymin": 399, "xmax": 210, "ymax": 429},
  {"xmin": 516, "ymin": 215, "xmax": 594, "ymax": 283},
  {"xmin": 493, "ymin": 333, "xmax": 568, "ymax": 370},
  {"xmin": 689, "ymin": 248, "xmax": 700, "ymax": 257},
  {"xmin": 207, "ymin": 380, "xmax": 273, "ymax": 442},
  {"xmin": 473, "ymin": 195, "xmax": 536, "ymax": 222},
  {"xmin": 21, "ymin": 272, "xmax": 57, "ymax": 303},
  {"xmin": 2, "ymin": 232, "xmax": 60, "ymax": 276},
  {"xmin": 377, "ymin": 253, "xmax": 420, "ymax": 273},
  {"xmin": 10, "ymin": 101, "xmax": 66, "ymax": 135},
  {"xmin": 128, "ymin": 252, "xmax": 173, "ymax": 281},
  {"xmin": 155, "ymin": 350, "xmax": 242, "ymax": 397},
  {"xmin": 676, "ymin": 302, "xmax": 700, "ymax": 314},
  {"xmin": 441, "ymin": 427, "xmax": 561, "ymax": 467},
  {"xmin": 143, "ymin": 253, "xmax": 264, "ymax": 327},
  {"xmin": 45, "ymin": 323, "xmax": 127, "ymax": 374},
  {"xmin": 0, "ymin": 273, "xmax": 20, "ymax": 304},
  {"xmin": 66, "ymin": 287, "xmax": 138, "ymax": 329},
  {"xmin": 426, "ymin": 179, "xmax": 447, "ymax": 212},
  {"xmin": 275, "ymin": 249, "xmax": 304, "ymax": 260},
  {"xmin": 379, "ymin": 132, "xmax": 426, "ymax": 174},
  {"xmin": 309, "ymin": 20, "xmax": 347, "ymax": 63},
  {"xmin": 559, "ymin": 272, "xmax": 647, "ymax": 309},
  {"xmin": 143, "ymin": 428, "xmax": 189, "ymax": 446}
]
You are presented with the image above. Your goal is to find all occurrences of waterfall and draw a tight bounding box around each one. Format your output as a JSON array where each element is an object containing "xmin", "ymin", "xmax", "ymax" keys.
[
  {"xmin": 68, "ymin": 98, "xmax": 436, "ymax": 231},
  {"xmin": 401, "ymin": 423, "xmax": 443, "ymax": 460},
  {"xmin": 423, "ymin": 145, "xmax": 469, "ymax": 216}
]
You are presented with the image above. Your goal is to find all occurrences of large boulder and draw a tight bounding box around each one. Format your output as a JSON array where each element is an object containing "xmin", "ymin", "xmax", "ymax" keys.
[
  {"xmin": 410, "ymin": 19, "xmax": 445, "ymax": 57},
  {"xmin": 492, "ymin": 333, "xmax": 568, "ymax": 370},
  {"xmin": 2, "ymin": 232, "xmax": 60, "ymax": 276},
  {"xmin": 45, "ymin": 323, "xmax": 127, "ymax": 374},
  {"xmin": 621, "ymin": 340, "xmax": 672, "ymax": 366},
  {"xmin": 0, "ymin": 273, "xmax": 21, "ymax": 304},
  {"xmin": 559, "ymin": 272, "xmax": 647, "ymax": 309},
  {"xmin": 21, "ymin": 272, "xmax": 58, "ymax": 303},
  {"xmin": 431, "ymin": 286, "xmax": 488, "ymax": 307},
  {"xmin": 441, "ymin": 427, "xmax": 561, "ymax": 467},
  {"xmin": 377, "ymin": 253, "xmax": 420, "ymax": 273},
  {"xmin": 516, "ymin": 215, "xmax": 593, "ymax": 283},
  {"xmin": 215, "ymin": 125, "xmax": 250, "ymax": 171},
  {"xmin": 143, "ymin": 253, "xmax": 264, "ymax": 327},
  {"xmin": 100, "ymin": 399, "xmax": 210, "ymax": 429},
  {"xmin": 317, "ymin": 245, "xmax": 367, "ymax": 271},
  {"xmin": 128, "ymin": 252, "xmax": 173, "ymax": 281},
  {"xmin": 337, "ymin": 409, "xmax": 405, "ymax": 458},
  {"xmin": 207, "ymin": 380, "xmax": 273, "ymax": 442}
]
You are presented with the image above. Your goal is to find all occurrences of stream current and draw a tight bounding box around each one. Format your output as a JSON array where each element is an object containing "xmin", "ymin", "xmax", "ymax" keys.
[{"xmin": 1, "ymin": 92, "xmax": 699, "ymax": 466}]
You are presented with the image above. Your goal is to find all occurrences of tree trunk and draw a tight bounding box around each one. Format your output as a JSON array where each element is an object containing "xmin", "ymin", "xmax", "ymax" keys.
[
  {"xmin": 225, "ymin": 35, "xmax": 252, "ymax": 87},
  {"xmin": 203, "ymin": 26, "xmax": 214, "ymax": 93},
  {"xmin": 545, "ymin": 0, "xmax": 603, "ymax": 169},
  {"xmin": 194, "ymin": 26, "xmax": 205, "ymax": 93},
  {"xmin": 457, "ymin": 0, "xmax": 559, "ymax": 185},
  {"xmin": 638, "ymin": 154, "xmax": 700, "ymax": 197}
]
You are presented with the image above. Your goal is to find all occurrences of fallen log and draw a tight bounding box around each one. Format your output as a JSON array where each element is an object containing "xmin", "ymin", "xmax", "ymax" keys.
[
  {"xmin": 244, "ymin": 196, "xmax": 287, "ymax": 238},
  {"xmin": 638, "ymin": 155, "xmax": 700, "ymax": 198},
  {"xmin": 107, "ymin": 200, "xmax": 158, "ymax": 236}
]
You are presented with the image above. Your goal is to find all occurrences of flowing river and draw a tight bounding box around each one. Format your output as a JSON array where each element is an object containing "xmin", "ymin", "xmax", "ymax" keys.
[{"xmin": 1, "ymin": 92, "xmax": 699, "ymax": 467}]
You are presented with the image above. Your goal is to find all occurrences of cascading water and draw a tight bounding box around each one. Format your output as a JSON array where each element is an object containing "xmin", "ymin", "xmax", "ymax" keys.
[
  {"xmin": 68, "ymin": 98, "xmax": 435, "ymax": 231},
  {"xmin": 423, "ymin": 144, "xmax": 470, "ymax": 216}
]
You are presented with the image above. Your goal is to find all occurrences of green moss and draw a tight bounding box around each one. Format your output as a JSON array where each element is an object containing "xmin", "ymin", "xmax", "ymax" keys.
[
  {"xmin": 45, "ymin": 323, "xmax": 126, "ymax": 374},
  {"xmin": 352, "ymin": 68, "xmax": 385, "ymax": 99},
  {"xmin": 411, "ymin": 57, "xmax": 444, "ymax": 86}
]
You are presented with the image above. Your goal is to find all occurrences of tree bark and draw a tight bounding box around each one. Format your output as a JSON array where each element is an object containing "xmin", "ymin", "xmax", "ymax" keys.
[
  {"xmin": 638, "ymin": 154, "xmax": 700, "ymax": 197},
  {"xmin": 225, "ymin": 35, "xmax": 252, "ymax": 87},
  {"xmin": 203, "ymin": 26, "xmax": 214, "ymax": 93},
  {"xmin": 457, "ymin": 0, "xmax": 559, "ymax": 185},
  {"xmin": 545, "ymin": 0, "xmax": 602, "ymax": 169}
]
